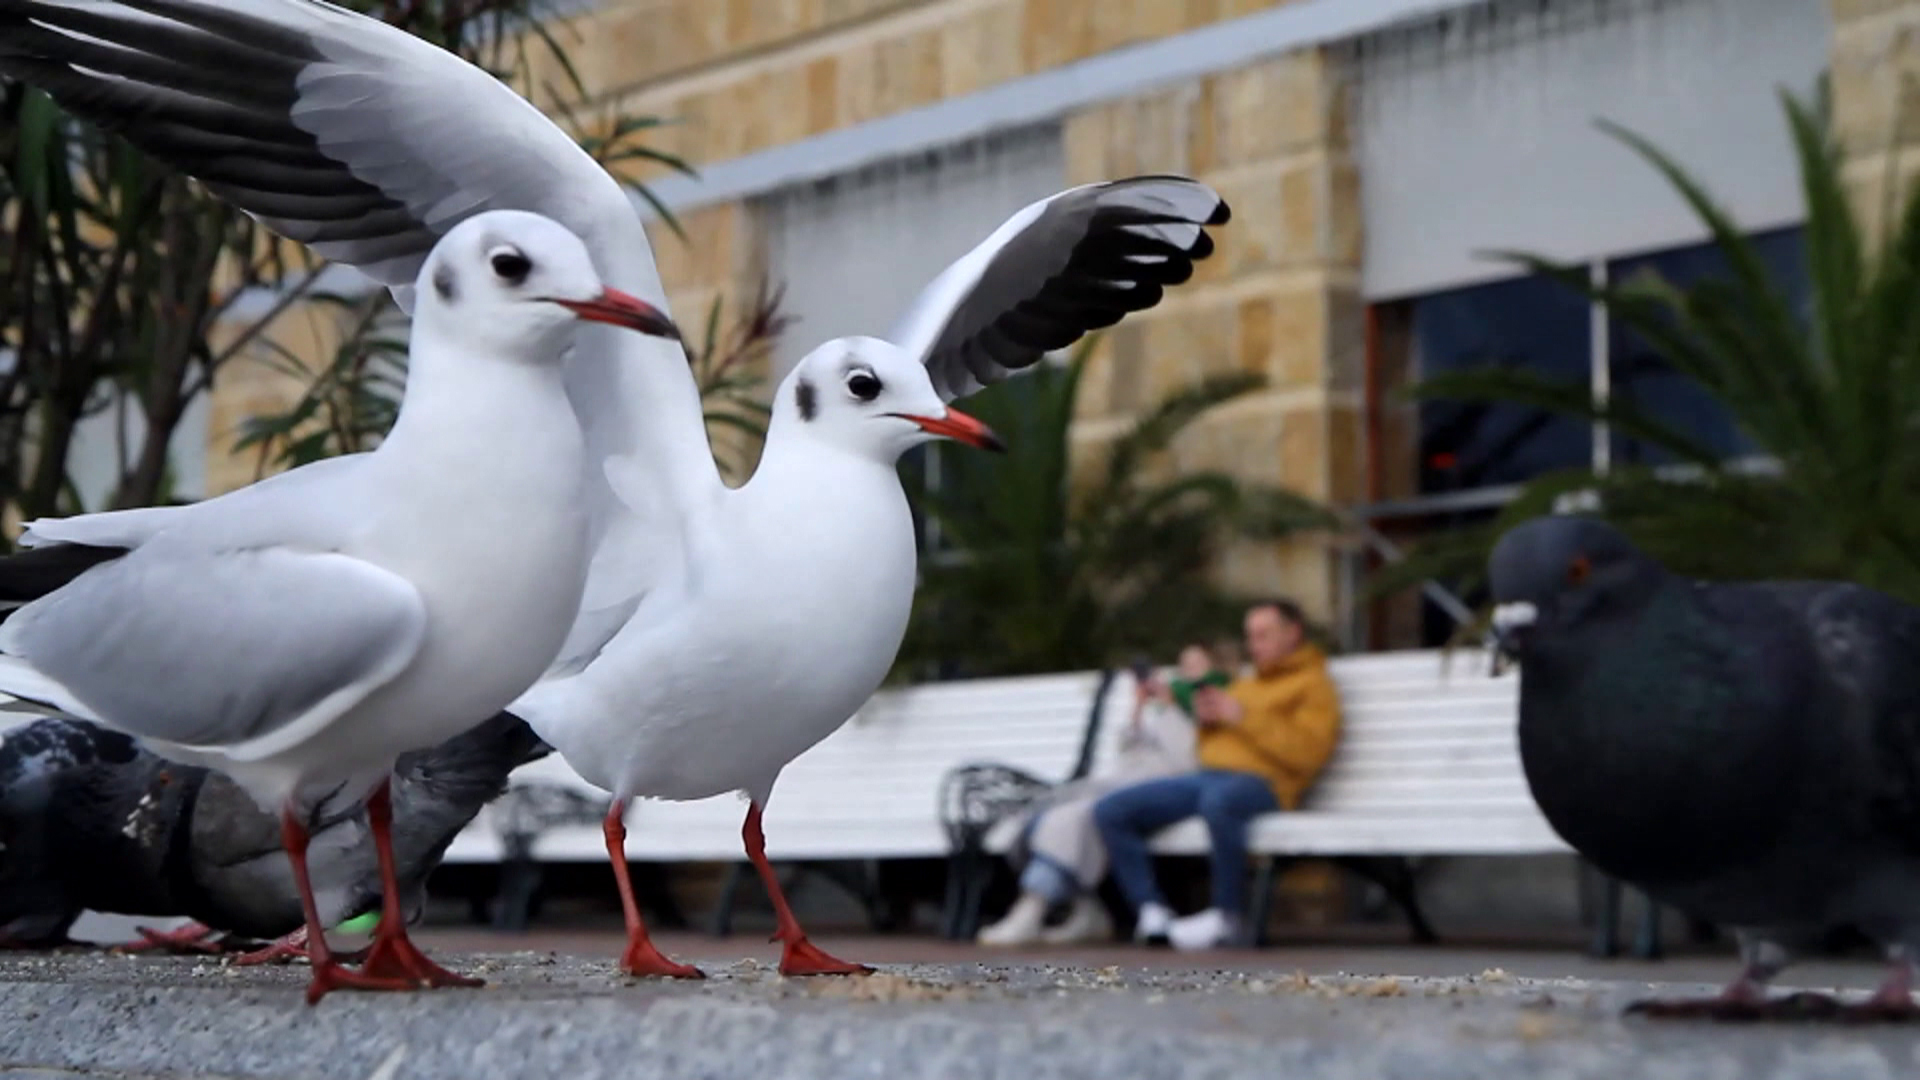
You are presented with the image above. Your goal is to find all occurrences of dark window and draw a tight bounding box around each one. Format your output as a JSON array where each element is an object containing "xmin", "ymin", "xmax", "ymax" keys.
[
  {"xmin": 1411, "ymin": 272, "xmax": 1594, "ymax": 492},
  {"xmin": 1605, "ymin": 224, "xmax": 1807, "ymax": 465}
]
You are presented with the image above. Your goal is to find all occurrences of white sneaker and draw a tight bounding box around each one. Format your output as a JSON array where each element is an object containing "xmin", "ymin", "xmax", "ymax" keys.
[
  {"xmin": 1040, "ymin": 897, "xmax": 1113, "ymax": 945},
  {"xmin": 977, "ymin": 893, "xmax": 1048, "ymax": 947},
  {"xmin": 1169, "ymin": 908, "xmax": 1239, "ymax": 951},
  {"xmin": 1134, "ymin": 902, "xmax": 1175, "ymax": 946}
]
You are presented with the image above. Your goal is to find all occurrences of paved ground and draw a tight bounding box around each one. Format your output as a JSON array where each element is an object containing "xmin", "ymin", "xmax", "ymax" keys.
[{"xmin": 3, "ymin": 930, "xmax": 1918, "ymax": 1080}]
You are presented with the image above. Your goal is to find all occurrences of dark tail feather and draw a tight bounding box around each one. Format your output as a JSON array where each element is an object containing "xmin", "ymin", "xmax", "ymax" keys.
[{"xmin": 0, "ymin": 543, "xmax": 127, "ymax": 616}]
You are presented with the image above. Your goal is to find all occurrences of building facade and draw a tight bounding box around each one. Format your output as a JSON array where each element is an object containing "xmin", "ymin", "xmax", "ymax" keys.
[{"xmin": 194, "ymin": 0, "xmax": 1920, "ymax": 647}]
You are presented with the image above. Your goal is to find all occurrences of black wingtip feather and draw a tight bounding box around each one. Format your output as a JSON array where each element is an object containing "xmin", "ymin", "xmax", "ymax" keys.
[
  {"xmin": 0, "ymin": 543, "xmax": 128, "ymax": 607},
  {"xmin": 918, "ymin": 174, "xmax": 1229, "ymax": 394}
]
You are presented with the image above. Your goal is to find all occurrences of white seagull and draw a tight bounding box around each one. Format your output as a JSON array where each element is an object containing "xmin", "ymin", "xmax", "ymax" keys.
[
  {"xmin": 0, "ymin": 208, "xmax": 680, "ymax": 1002},
  {"xmin": 0, "ymin": 0, "xmax": 1231, "ymax": 977}
]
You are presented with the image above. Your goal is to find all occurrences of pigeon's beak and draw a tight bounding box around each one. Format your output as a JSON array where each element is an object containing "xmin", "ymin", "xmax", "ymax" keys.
[
  {"xmin": 1486, "ymin": 601, "xmax": 1538, "ymax": 676},
  {"xmin": 892, "ymin": 407, "xmax": 1006, "ymax": 452},
  {"xmin": 552, "ymin": 287, "xmax": 681, "ymax": 340}
]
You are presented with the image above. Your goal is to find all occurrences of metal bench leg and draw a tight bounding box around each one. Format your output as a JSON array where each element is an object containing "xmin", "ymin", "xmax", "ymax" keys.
[
  {"xmin": 637, "ymin": 861, "xmax": 689, "ymax": 930},
  {"xmin": 958, "ymin": 850, "xmax": 994, "ymax": 941},
  {"xmin": 1589, "ymin": 871, "xmax": 1623, "ymax": 959},
  {"xmin": 803, "ymin": 859, "xmax": 890, "ymax": 932},
  {"xmin": 942, "ymin": 846, "xmax": 990, "ymax": 940},
  {"xmin": 1337, "ymin": 856, "xmax": 1438, "ymax": 944},
  {"xmin": 492, "ymin": 859, "xmax": 542, "ymax": 932},
  {"xmin": 711, "ymin": 861, "xmax": 749, "ymax": 938},
  {"xmin": 1632, "ymin": 892, "xmax": 1664, "ymax": 960},
  {"xmin": 940, "ymin": 851, "xmax": 967, "ymax": 939},
  {"xmin": 491, "ymin": 839, "xmax": 541, "ymax": 932},
  {"xmin": 1248, "ymin": 856, "xmax": 1281, "ymax": 948}
]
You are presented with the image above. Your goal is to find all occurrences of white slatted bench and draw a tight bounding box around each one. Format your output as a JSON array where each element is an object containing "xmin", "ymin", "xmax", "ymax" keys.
[
  {"xmin": 0, "ymin": 651, "xmax": 1657, "ymax": 950},
  {"xmin": 962, "ymin": 648, "xmax": 1570, "ymax": 942}
]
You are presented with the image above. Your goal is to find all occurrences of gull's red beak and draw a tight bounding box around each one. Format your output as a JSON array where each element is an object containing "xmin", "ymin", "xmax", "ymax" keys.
[
  {"xmin": 552, "ymin": 287, "xmax": 681, "ymax": 340},
  {"xmin": 891, "ymin": 407, "xmax": 1006, "ymax": 452}
]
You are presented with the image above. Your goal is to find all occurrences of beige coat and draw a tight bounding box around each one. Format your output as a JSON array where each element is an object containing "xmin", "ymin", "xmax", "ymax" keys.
[{"xmin": 1016, "ymin": 697, "xmax": 1196, "ymax": 888}]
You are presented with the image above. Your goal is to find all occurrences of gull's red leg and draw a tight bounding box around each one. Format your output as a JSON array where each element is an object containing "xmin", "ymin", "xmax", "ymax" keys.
[
  {"xmin": 742, "ymin": 802, "xmax": 871, "ymax": 977},
  {"xmin": 605, "ymin": 800, "xmax": 703, "ymax": 978},
  {"xmin": 279, "ymin": 803, "xmax": 414, "ymax": 1005},
  {"xmin": 353, "ymin": 779, "xmax": 482, "ymax": 989}
]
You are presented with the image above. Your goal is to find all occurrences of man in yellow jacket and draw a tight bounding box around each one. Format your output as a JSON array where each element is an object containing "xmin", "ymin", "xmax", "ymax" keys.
[{"xmin": 1092, "ymin": 598, "xmax": 1342, "ymax": 950}]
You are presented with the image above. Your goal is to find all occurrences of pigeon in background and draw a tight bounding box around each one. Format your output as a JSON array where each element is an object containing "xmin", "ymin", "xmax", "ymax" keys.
[
  {"xmin": 0, "ymin": 710, "xmax": 547, "ymax": 955},
  {"xmin": 1489, "ymin": 515, "xmax": 1920, "ymax": 1022}
]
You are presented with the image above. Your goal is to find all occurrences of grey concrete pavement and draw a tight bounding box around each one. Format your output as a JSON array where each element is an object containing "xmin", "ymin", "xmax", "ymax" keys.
[{"xmin": 3, "ymin": 947, "xmax": 1919, "ymax": 1080}]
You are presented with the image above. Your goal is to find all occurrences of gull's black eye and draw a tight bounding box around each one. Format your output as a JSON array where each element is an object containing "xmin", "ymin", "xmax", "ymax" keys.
[
  {"xmin": 848, "ymin": 371, "xmax": 883, "ymax": 402},
  {"xmin": 490, "ymin": 249, "xmax": 532, "ymax": 285}
]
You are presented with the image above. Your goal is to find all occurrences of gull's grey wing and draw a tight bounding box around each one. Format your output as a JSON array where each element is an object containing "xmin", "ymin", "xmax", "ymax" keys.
[
  {"xmin": 0, "ymin": 545, "xmax": 425, "ymax": 760},
  {"xmin": 888, "ymin": 176, "xmax": 1231, "ymax": 401},
  {"xmin": 0, "ymin": 0, "xmax": 634, "ymax": 301},
  {"xmin": 0, "ymin": 0, "xmax": 728, "ymax": 651}
]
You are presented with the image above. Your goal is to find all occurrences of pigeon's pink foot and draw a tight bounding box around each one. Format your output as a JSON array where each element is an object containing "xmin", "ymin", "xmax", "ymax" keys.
[
  {"xmin": 115, "ymin": 921, "xmax": 227, "ymax": 955},
  {"xmin": 1626, "ymin": 975, "xmax": 1839, "ymax": 1021},
  {"xmin": 231, "ymin": 927, "xmax": 367, "ymax": 967},
  {"xmin": 1837, "ymin": 964, "xmax": 1920, "ymax": 1023}
]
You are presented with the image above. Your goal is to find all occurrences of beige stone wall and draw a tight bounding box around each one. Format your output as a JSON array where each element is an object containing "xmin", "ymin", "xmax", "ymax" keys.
[
  {"xmin": 1831, "ymin": 0, "xmax": 1920, "ymax": 235},
  {"xmin": 536, "ymin": 0, "xmax": 1302, "ymax": 185},
  {"xmin": 1062, "ymin": 50, "xmax": 1363, "ymax": 623}
]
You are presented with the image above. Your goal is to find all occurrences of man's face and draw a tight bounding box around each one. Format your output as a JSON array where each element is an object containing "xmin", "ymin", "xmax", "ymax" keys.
[{"xmin": 1244, "ymin": 605, "xmax": 1301, "ymax": 669}]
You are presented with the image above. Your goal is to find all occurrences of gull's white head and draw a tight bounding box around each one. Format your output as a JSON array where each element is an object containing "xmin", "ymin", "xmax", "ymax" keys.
[
  {"xmin": 773, "ymin": 335, "xmax": 1004, "ymax": 462},
  {"xmin": 410, "ymin": 209, "xmax": 679, "ymax": 359}
]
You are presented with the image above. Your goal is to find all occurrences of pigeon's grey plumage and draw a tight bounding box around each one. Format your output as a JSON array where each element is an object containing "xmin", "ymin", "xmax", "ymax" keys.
[
  {"xmin": 1489, "ymin": 515, "xmax": 1920, "ymax": 1019},
  {"xmin": 0, "ymin": 711, "xmax": 546, "ymax": 947}
]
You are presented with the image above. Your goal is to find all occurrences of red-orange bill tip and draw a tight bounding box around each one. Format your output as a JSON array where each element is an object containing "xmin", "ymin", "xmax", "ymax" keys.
[
  {"xmin": 553, "ymin": 286, "xmax": 680, "ymax": 340},
  {"xmin": 894, "ymin": 408, "xmax": 1006, "ymax": 452}
]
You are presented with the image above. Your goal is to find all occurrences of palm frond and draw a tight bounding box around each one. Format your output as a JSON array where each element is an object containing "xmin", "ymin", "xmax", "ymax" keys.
[{"xmin": 1383, "ymin": 87, "xmax": 1920, "ymax": 623}]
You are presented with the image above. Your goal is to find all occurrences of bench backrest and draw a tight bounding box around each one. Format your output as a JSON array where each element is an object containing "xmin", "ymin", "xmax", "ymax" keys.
[
  {"xmin": 1271, "ymin": 649, "xmax": 1564, "ymax": 852},
  {"xmin": 5, "ymin": 648, "xmax": 1563, "ymax": 865},
  {"xmin": 1132, "ymin": 648, "xmax": 1566, "ymax": 855}
]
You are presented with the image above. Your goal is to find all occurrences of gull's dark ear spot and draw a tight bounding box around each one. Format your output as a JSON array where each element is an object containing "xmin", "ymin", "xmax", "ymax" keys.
[
  {"xmin": 796, "ymin": 378, "xmax": 817, "ymax": 422},
  {"xmin": 433, "ymin": 263, "xmax": 457, "ymax": 304}
]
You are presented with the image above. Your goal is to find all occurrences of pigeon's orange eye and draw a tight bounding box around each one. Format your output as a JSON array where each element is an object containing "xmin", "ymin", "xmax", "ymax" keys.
[{"xmin": 1566, "ymin": 555, "xmax": 1592, "ymax": 584}]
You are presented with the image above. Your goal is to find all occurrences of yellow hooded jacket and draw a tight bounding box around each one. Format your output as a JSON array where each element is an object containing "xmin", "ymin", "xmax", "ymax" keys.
[{"xmin": 1196, "ymin": 644, "xmax": 1342, "ymax": 809}]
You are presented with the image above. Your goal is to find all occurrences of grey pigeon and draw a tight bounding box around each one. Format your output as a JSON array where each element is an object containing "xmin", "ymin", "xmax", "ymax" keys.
[
  {"xmin": 0, "ymin": 711, "xmax": 547, "ymax": 952},
  {"xmin": 1489, "ymin": 515, "xmax": 1920, "ymax": 1021}
]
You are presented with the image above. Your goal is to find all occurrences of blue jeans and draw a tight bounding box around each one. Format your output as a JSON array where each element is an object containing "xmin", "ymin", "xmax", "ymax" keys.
[
  {"xmin": 1016, "ymin": 815, "xmax": 1078, "ymax": 904},
  {"xmin": 1092, "ymin": 770, "xmax": 1278, "ymax": 915}
]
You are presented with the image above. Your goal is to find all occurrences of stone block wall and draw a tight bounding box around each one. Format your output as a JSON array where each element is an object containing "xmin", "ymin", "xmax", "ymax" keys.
[
  {"xmin": 533, "ymin": 1, "xmax": 1303, "ymax": 182},
  {"xmin": 1831, "ymin": 0, "xmax": 1920, "ymax": 234},
  {"xmin": 1060, "ymin": 49, "xmax": 1363, "ymax": 621}
]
